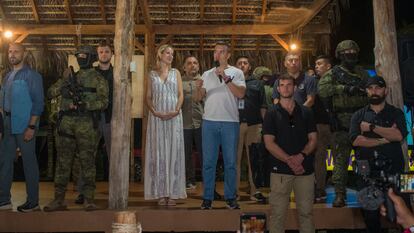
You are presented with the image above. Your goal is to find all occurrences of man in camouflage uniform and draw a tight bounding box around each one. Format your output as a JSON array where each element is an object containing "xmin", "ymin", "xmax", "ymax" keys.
[
  {"xmin": 318, "ymin": 40, "xmax": 369, "ymax": 207},
  {"xmin": 44, "ymin": 46, "xmax": 108, "ymax": 211}
]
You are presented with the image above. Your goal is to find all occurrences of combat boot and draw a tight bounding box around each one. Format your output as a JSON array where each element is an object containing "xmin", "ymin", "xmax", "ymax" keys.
[
  {"xmin": 84, "ymin": 199, "xmax": 98, "ymax": 211},
  {"xmin": 332, "ymin": 191, "xmax": 346, "ymax": 208},
  {"xmin": 43, "ymin": 192, "xmax": 67, "ymax": 212}
]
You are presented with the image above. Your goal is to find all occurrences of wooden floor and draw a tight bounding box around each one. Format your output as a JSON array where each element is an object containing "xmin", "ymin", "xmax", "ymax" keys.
[{"xmin": 0, "ymin": 182, "xmax": 390, "ymax": 232}]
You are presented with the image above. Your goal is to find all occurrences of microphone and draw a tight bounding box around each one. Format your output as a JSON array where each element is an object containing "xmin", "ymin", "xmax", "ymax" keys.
[{"xmin": 214, "ymin": 60, "xmax": 223, "ymax": 83}]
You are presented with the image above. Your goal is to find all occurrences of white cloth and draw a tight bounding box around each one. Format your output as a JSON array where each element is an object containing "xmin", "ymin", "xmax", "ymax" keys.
[
  {"xmin": 202, "ymin": 66, "xmax": 245, "ymax": 122},
  {"xmin": 144, "ymin": 68, "xmax": 187, "ymax": 200}
]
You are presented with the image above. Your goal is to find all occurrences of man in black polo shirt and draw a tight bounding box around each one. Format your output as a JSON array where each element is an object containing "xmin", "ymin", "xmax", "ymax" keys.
[
  {"xmin": 263, "ymin": 74, "xmax": 317, "ymax": 233},
  {"xmin": 235, "ymin": 56, "xmax": 267, "ymax": 203},
  {"xmin": 349, "ymin": 75, "xmax": 407, "ymax": 233}
]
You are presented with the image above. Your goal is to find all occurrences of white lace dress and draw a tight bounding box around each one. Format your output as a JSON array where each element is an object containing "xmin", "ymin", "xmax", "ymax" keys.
[{"xmin": 144, "ymin": 68, "xmax": 187, "ymax": 200}]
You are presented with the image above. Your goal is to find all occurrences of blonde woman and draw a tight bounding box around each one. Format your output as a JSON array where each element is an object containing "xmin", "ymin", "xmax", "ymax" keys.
[{"xmin": 145, "ymin": 44, "xmax": 186, "ymax": 205}]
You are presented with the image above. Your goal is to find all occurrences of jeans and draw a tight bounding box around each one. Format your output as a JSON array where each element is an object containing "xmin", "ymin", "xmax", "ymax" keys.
[
  {"xmin": 0, "ymin": 114, "xmax": 39, "ymax": 204},
  {"xmin": 202, "ymin": 120, "xmax": 239, "ymax": 200}
]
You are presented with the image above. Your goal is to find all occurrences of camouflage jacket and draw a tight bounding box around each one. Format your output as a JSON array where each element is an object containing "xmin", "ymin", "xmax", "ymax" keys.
[
  {"xmin": 318, "ymin": 65, "xmax": 369, "ymax": 129},
  {"xmin": 48, "ymin": 68, "xmax": 109, "ymax": 113}
]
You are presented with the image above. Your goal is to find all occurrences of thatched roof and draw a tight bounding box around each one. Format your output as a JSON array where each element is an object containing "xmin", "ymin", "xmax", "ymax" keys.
[{"xmin": 0, "ymin": 0, "xmax": 344, "ymax": 53}]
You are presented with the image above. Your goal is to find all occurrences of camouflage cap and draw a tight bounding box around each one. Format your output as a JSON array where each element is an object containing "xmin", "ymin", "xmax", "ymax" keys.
[
  {"xmin": 253, "ymin": 66, "xmax": 272, "ymax": 79},
  {"xmin": 335, "ymin": 40, "xmax": 360, "ymax": 58}
]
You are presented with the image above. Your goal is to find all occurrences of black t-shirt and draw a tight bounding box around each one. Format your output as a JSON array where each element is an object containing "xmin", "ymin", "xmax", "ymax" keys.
[
  {"xmin": 262, "ymin": 102, "xmax": 317, "ymax": 175},
  {"xmin": 349, "ymin": 103, "xmax": 408, "ymax": 174},
  {"xmin": 96, "ymin": 66, "xmax": 113, "ymax": 123},
  {"xmin": 0, "ymin": 112, "xmax": 3, "ymax": 135},
  {"xmin": 239, "ymin": 76, "xmax": 267, "ymax": 125}
]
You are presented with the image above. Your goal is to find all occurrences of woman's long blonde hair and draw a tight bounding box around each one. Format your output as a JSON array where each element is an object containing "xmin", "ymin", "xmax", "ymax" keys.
[{"xmin": 155, "ymin": 44, "xmax": 174, "ymax": 70}]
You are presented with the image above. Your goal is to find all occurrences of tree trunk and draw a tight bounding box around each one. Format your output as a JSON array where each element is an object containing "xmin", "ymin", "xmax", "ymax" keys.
[
  {"xmin": 109, "ymin": 0, "xmax": 137, "ymax": 209},
  {"xmin": 372, "ymin": 0, "xmax": 408, "ymax": 170},
  {"xmin": 373, "ymin": 0, "xmax": 403, "ymax": 108}
]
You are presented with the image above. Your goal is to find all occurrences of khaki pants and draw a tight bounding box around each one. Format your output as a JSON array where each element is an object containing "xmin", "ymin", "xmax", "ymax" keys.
[
  {"xmin": 269, "ymin": 173, "xmax": 315, "ymax": 233},
  {"xmin": 315, "ymin": 124, "xmax": 331, "ymax": 194},
  {"xmin": 236, "ymin": 123, "xmax": 262, "ymax": 195}
]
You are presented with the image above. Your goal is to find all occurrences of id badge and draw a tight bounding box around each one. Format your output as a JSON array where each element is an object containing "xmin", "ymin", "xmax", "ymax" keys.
[{"xmin": 238, "ymin": 99, "xmax": 245, "ymax": 109}]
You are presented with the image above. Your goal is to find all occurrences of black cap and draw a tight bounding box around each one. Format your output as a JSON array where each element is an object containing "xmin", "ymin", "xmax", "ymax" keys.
[{"xmin": 366, "ymin": 75, "xmax": 386, "ymax": 88}]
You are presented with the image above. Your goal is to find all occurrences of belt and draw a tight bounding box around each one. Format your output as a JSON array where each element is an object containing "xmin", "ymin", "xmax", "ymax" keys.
[{"xmin": 4, "ymin": 111, "xmax": 11, "ymax": 116}]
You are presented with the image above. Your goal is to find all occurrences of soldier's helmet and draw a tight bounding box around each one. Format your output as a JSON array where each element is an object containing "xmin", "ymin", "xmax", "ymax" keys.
[
  {"xmin": 75, "ymin": 45, "xmax": 97, "ymax": 68},
  {"xmin": 335, "ymin": 40, "xmax": 360, "ymax": 58},
  {"xmin": 253, "ymin": 66, "xmax": 272, "ymax": 80},
  {"xmin": 75, "ymin": 46, "xmax": 97, "ymax": 59}
]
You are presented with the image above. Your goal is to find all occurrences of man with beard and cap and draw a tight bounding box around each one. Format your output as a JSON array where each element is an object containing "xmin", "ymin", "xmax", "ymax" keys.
[
  {"xmin": 0, "ymin": 43, "xmax": 44, "ymax": 212},
  {"xmin": 44, "ymin": 45, "xmax": 108, "ymax": 211},
  {"xmin": 318, "ymin": 40, "xmax": 369, "ymax": 207},
  {"xmin": 349, "ymin": 75, "xmax": 408, "ymax": 233}
]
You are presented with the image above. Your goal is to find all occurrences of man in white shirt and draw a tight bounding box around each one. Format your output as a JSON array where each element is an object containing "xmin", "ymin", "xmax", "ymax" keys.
[{"xmin": 195, "ymin": 41, "xmax": 246, "ymax": 209}]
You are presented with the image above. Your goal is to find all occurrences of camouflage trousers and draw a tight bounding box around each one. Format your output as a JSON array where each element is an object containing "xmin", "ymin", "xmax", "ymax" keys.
[
  {"xmin": 331, "ymin": 131, "xmax": 353, "ymax": 194},
  {"xmin": 54, "ymin": 115, "xmax": 99, "ymax": 200}
]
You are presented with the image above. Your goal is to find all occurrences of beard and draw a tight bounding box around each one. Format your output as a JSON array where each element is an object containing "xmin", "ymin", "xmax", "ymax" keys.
[
  {"xmin": 280, "ymin": 93, "xmax": 294, "ymax": 99},
  {"xmin": 9, "ymin": 57, "xmax": 23, "ymax": 66},
  {"xmin": 368, "ymin": 94, "xmax": 386, "ymax": 105},
  {"xmin": 99, "ymin": 59, "xmax": 111, "ymax": 64}
]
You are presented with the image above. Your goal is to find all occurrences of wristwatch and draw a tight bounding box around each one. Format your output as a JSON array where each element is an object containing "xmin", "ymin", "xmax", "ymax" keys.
[
  {"xmin": 28, "ymin": 125, "xmax": 36, "ymax": 130},
  {"xmin": 369, "ymin": 123, "xmax": 376, "ymax": 132}
]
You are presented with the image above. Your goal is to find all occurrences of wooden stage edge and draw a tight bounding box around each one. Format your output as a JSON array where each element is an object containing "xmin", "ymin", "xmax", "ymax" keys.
[{"xmin": 0, "ymin": 182, "xmax": 392, "ymax": 232}]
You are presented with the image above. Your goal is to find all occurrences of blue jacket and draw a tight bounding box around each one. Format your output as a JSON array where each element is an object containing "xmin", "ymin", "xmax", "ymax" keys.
[{"xmin": 0, "ymin": 66, "xmax": 44, "ymax": 134}]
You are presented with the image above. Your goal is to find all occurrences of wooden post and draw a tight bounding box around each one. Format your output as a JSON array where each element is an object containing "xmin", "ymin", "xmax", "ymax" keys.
[
  {"xmin": 372, "ymin": 0, "xmax": 403, "ymax": 108},
  {"xmin": 141, "ymin": 32, "xmax": 155, "ymax": 181},
  {"xmin": 109, "ymin": 0, "xmax": 137, "ymax": 209},
  {"xmin": 372, "ymin": 0, "xmax": 408, "ymax": 170},
  {"xmin": 112, "ymin": 211, "xmax": 141, "ymax": 233}
]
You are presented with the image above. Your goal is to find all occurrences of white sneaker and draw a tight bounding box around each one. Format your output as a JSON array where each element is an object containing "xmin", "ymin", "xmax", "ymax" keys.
[{"xmin": 0, "ymin": 202, "xmax": 12, "ymax": 210}]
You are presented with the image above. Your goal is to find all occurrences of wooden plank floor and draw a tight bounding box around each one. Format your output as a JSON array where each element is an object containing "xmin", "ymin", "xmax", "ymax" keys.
[{"xmin": 0, "ymin": 182, "xmax": 387, "ymax": 232}]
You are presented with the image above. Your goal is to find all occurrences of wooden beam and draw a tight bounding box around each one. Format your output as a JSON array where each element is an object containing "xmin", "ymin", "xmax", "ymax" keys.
[
  {"xmin": 2, "ymin": 23, "xmax": 330, "ymax": 35},
  {"xmin": 291, "ymin": 0, "xmax": 330, "ymax": 30},
  {"xmin": 156, "ymin": 34, "xmax": 173, "ymax": 49},
  {"xmin": 231, "ymin": 35, "xmax": 235, "ymax": 53},
  {"xmin": 14, "ymin": 33, "xmax": 29, "ymax": 43},
  {"xmin": 134, "ymin": 38, "xmax": 145, "ymax": 53},
  {"xmin": 232, "ymin": 0, "xmax": 237, "ymax": 23},
  {"xmin": 260, "ymin": 0, "xmax": 267, "ymax": 23},
  {"xmin": 0, "ymin": 3, "xmax": 6, "ymax": 20},
  {"xmin": 270, "ymin": 34, "xmax": 289, "ymax": 51},
  {"xmin": 199, "ymin": 34, "xmax": 204, "ymax": 61},
  {"xmin": 138, "ymin": 0, "xmax": 152, "ymax": 31},
  {"xmin": 29, "ymin": 0, "xmax": 40, "ymax": 23},
  {"xmin": 100, "ymin": 0, "xmax": 107, "ymax": 24},
  {"xmin": 63, "ymin": 0, "xmax": 73, "ymax": 24},
  {"xmin": 167, "ymin": 0, "xmax": 172, "ymax": 24},
  {"xmin": 109, "ymin": 0, "xmax": 137, "ymax": 209},
  {"xmin": 199, "ymin": 0, "xmax": 205, "ymax": 23}
]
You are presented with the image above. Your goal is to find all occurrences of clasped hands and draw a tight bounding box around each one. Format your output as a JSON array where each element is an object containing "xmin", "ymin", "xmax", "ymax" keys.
[
  {"xmin": 153, "ymin": 110, "xmax": 179, "ymax": 121},
  {"xmin": 286, "ymin": 154, "xmax": 305, "ymax": 175}
]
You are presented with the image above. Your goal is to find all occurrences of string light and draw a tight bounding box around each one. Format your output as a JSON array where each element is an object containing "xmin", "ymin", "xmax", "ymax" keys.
[
  {"xmin": 4, "ymin": 30, "xmax": 13, "ymax": 38},
  {"xmin": 290, "ymin": 43, "xmax": 298, "ymax": 51}
]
